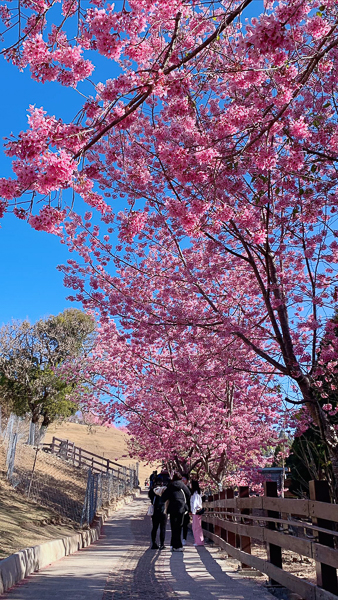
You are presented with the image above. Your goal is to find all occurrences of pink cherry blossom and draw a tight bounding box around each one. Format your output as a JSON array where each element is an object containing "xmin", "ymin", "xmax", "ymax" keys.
[{"xmin": 1, "ymin": 0, "xmax": 338, "ymax": 490}]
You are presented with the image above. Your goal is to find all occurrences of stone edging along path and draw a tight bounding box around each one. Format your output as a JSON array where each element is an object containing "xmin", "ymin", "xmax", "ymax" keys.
[{"xmin": 0, "ymin": 489, "xmax": 141, "ymax": 595}]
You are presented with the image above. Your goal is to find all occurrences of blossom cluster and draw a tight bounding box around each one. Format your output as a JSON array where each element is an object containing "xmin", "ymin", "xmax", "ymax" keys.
[
  {"xmin": 1, "ymin": 0, "xmax": 338, "ymax": 483},
  {"xmin": 22, "ymin": 34, "xmax": 94, "ymax": 85}
]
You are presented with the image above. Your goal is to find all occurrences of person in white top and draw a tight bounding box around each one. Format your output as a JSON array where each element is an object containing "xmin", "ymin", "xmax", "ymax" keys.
[{"xmin": 190, "ymin": 479, "xmax": 204, "ymax": 546}]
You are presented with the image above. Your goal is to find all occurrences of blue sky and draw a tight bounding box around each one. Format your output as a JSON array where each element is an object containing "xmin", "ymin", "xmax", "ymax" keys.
[
  {"xmin": 0, "ymin": 1, "xmax": 264, "ymax": 325},
  {"xmin": 0, "ymin": 60, "xmax": 83, "ymax": 324},
  {"xmin": 0, "ymin": 36, "xmax": 115, "ymax": 324}
]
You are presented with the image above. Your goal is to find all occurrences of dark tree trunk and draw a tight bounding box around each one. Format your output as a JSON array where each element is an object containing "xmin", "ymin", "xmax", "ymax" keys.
[
  {"xmin": 41, "ymin": 413, "xmax": 51, "ymax": 427},
  {"xmin": 297, "ymin": 375, "xmax": 338, "ymax": 500},
  {"xmin": 30, "ymin": 404, "xmax": 40, "ymax": 424}
]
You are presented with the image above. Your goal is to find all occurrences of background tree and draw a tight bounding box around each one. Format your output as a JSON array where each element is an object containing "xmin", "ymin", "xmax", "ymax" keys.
[
  {"xmin": 0, "ymin": 309, "xmax": 95, "ymax": 440},
  {"xmin": 286, "ymin": 424, "xmax": 335, "ymax": 499},
  {"xmin": 285, "ymin": 314, "xmax": 338, "ymax": 499}
]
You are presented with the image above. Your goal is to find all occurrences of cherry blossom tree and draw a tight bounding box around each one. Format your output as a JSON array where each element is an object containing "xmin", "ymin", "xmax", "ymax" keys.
[
  {"xmin": 71, "ymin": 319, "xmax": 283, "ymax": 486},
  {"xmin": 2, "ymin": 0, "xmax": 338, "ymax": 490},
  {"xmin": 1, "ymin": 0, "xmax": 337, "ymax": 221}
]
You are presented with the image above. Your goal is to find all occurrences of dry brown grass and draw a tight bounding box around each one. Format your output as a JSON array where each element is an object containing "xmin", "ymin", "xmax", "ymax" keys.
[
  {"xmin": 44, "ymin": 421, "xmax": 158, "ymax": 485},
  {"xmin": 0, "ymin": 452, "xmax": 79, "ymax": 560},
  {"xmin": 1, "ymin": 437, "xmax": 88, "ymax": 516},
  {"xmin": 0, "ymin": 437, "xmax": 89, "ymax": 559},
  {"xmin": 0, "ymin": 420, "xmax": 156, "ymax": 560}
]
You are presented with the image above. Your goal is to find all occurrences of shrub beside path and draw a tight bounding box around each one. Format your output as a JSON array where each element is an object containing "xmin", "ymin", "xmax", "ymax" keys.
[{"xmin": 2, "ymin": 493, "xmax": 274, "ymax": 600}]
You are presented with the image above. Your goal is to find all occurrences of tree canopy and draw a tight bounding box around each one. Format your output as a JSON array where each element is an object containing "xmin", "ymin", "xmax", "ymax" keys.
[
  {"xmin": 2, "ymin": 0, "xmax": 338, "ymax": 489},
  {"xmin": 0, "ymin": 309, "xmax": 95, "ymax": 428}
]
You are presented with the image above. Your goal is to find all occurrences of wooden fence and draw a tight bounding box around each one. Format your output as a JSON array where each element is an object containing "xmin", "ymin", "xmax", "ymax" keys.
[
  {"xmin": 43, "ymin": 437, "xmax": 138, "ymax": 485},
  {"xmin": 202, "ymin": 481, "xmax": 338, "ymax": 600}
]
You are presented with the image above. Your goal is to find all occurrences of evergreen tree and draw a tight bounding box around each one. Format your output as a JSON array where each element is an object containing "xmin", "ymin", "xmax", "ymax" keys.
[{"xmin": 0, "ymin": 309, "xmax": 95, "ymax": 433}]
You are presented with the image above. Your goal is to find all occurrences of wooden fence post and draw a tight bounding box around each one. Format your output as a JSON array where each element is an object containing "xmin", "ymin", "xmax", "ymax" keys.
[
  {"xmin": 264, "ymin": 481, "xmax": 282, "ymax": 586},
  {"xmin": 239, "ymin": 485, "xmax": 251, "ymax": 568},
  {"xmin": 214, "ymin": 492, "xmax": 221, "ymax": 538},
  {"xmin": 208, "ymin": 494, "xmax": 214, "ymax": 534},
  {"xmin": 51, "ymin": 437, "xmax": 56, "ymax": 454},
  {"xmin": 309, "ymin": 480, "xmax": 338, "ymax": 595},
  {"xmin": 226, "ymin": 487, "xmax": 236, "ymax": 548},
  {"xmin": 219, "ymin": 490, "xmax": 227, "ymax": 542}
]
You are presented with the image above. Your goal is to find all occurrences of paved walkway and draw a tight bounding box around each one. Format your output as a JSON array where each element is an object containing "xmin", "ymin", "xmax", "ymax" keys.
[{"xmin": 2, "ymin": 493, "xmax": 274, "ymax": 600}]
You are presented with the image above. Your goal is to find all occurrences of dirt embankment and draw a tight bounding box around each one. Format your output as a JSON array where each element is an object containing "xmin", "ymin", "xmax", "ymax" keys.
[
  {"xmin": 0, "ymin": 421, "xmax": 156, "ymax": 559},
  {"xmin": 44, "ymin": 421, "xmax": 158, "ymax": 485},
  {"xmin": 0, "ymin": 475, "xmax": 79, "ymax": 560}
]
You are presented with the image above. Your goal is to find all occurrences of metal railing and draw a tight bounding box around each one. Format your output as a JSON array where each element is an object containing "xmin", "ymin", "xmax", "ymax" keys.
[
  {"xmin": 45, "ymin": 437, "xmax": 138, "ymax": 488},
  {"xmin": 1, "ymin": 415, "xmax": 139, "ymax": 526}
]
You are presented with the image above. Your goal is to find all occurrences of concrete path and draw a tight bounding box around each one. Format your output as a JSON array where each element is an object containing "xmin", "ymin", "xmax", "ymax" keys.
[{"xmin": 2, "ymin": 493, "xmax": 273, "ymax": 600}]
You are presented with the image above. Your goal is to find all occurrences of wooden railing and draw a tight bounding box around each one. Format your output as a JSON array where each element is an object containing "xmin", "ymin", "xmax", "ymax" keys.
[
  {"xmin": 202, "ymin": 481, "xmax": 338, "ymax": 600},
  {"xmin": 43, "ymin": 437, "xmax": 137, "ymax": 484}
]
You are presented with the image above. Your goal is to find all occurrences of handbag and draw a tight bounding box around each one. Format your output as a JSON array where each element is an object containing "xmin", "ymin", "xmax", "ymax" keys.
[
  {"xmin": 196, "ymin": 507, "xmax": 205, "ymax": 516},
  {"xmin": 153, "ymin": 485, "xmax": 166, "ymax": 496},
  {"xmin": 147, "ymin": 495, "xmax": 156, "ymax": 516}
]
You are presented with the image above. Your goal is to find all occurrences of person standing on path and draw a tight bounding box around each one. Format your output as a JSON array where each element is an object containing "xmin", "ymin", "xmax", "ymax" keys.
[
  {"xmin": 149, "ymin": 470, "xmax": 158, "ymax": 489},
  {"xmin": 181, "ymin": 474, "xmax": 191, "ymax": 546},
  {"xmin": 190, "ymin": 479, "xmax": 205, "ymax": 546},
  {"xmin": 161, "ymin": 472, "xmax": 191, "ymax": 552},
  {"xmin": 148, "ymin": 477, "xmax": 168, "ymax": 549},
  {"xmin": 158, "ymin": 468, "xmax": 171, "ymax": 486}
]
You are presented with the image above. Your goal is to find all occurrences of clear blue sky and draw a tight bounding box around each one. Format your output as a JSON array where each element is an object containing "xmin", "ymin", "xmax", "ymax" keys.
[
  {"xmin": 0, "ymin": 1, "xmax": 264, "ymax": 325},
  {"xmin": 0, "ymin": 40, "xmax": 114, "ymax": 324},
  {"xmin": 0, "ymin": 60, "xmax": 84, "ymax": 324}
]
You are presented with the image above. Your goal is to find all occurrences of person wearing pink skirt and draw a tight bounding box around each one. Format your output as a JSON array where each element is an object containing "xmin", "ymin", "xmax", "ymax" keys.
[{"xmin": 190, "ymin": 480, "xmax": 205, "ymax": 546}]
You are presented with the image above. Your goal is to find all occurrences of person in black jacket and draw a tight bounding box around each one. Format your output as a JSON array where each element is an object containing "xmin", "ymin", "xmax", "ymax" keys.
[
  {"xmin": 157, "ymin": 468, "xmax": 171, "ymax": 486},
  {"xmin": 161, "ymin": 472, "xmax": 191, "ymax": 551},
  {"xmin": 148, "ymin": 478, "xmax": 167, "ymax": 549},
  {"xmin": 181, "ymin": 474, "xmax": 191, "ymax": 545},
  {"xmin": 149, "ymin": 470, "xmax": 157, "ymax": 489}
]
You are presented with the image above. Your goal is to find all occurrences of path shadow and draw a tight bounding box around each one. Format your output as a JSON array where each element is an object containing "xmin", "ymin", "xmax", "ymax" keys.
[
  {"xmin": 169, "ymin": 550, "xmax": 231, "ymax": 600},
  {"xmin": 2, "ymin": 494, "xmax": 267, "ymax": 600},
  {"xmin": 195, "ymin": 546, "xmax": 268, "ymax": 599},
  {"xmin": 133, "ymin": 548, "xmax": 172, "ymax": 597}
]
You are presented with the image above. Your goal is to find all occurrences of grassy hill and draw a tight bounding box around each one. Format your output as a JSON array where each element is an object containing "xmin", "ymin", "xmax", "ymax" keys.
[
  {"xmin": 0, "ymin": 421, "xmax": 156, "ymax": 559},
  {"xmin": 44, "ymin": 421, "xmax": 157, "ymax": 485},
  {"xmin": 0, "ymin": 446, "xmax": 80, "ymax": 559}
]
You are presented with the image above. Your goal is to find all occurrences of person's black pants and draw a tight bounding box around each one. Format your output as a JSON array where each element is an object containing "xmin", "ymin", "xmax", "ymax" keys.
[
  {"xmin": 151, "ymin": 513, "xmax": 167, "ymax": 546},
  {"xmin": 170, "ymin": 512, "xmax": 184, "ymax": 549},
  {"xmin": 182, "ymin": 512, "xmax": 190, "ymax": 540}
]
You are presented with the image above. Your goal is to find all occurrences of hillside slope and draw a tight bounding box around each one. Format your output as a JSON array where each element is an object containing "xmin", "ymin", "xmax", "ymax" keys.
[
  {"xmin": 44, "ymin": 422, "xmax": 156, "ymax": 485},
  {"xmin": 0, "ymin": 422, "xmax": 155, "ymax": 559},
  {"xmin": 0, "ymin": 451, "xmax": 79, "ymax": 560}
]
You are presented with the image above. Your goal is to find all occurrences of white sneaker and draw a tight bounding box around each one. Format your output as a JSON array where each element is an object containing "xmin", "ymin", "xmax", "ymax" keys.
[
  {"xmin": 182, "ymin": 539, "xmax": 186, "ymax": 546},
  {"xmin": 173, "ymin": 548, "xmax": 183, "ymax": 552}
]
